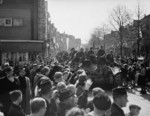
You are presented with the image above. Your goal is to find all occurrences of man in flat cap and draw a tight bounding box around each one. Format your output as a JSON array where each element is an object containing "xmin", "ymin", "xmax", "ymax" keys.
[{"xmin": 110, "ymin": 87, "xmax": 128, "ymax": 116}]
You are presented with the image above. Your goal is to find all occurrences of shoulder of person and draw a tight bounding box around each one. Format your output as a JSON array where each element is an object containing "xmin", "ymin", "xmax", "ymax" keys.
[
  {"xmin": 110, "ymin": 112, "xmax": 123, "ymax": 116},
  {"xmin": 25, "ymin": 76, "xmax": 30, "ymax": 81}
]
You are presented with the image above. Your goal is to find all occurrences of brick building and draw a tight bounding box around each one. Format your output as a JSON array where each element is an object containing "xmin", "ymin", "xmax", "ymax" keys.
[
  {"xmin": 0, "ymin": 0, "xmax": 48, "ymax": 65},
  {"xmin": 140, "ymin": 14, "xmax": 150, "ymax": 56}
]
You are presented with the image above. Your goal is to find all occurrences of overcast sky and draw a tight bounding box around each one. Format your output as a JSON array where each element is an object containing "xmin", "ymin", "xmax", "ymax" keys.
[{"xmin": 48, "ymin": 0, "xmax": 150, "ymax": 44}]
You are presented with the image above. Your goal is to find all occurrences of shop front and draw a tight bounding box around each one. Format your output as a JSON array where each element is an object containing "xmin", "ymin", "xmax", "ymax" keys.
[{"xmin": 0, "ymin": 40, "xmax": 44, "ymax": 65}]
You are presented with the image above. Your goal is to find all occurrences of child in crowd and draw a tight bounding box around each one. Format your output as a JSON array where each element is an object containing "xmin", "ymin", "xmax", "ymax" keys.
[
  {"xmin": 126, "ymin": 104, "xmax": 141, "ymax": 116},
  {"xmin": 8, "ymin": 90, "xmax": 25, "ymax": 116}
]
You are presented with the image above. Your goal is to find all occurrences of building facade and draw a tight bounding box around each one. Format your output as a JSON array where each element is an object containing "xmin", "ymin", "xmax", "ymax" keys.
[
  {"xmin": 0, "ymin": 0, "xmax": 47, "ymax": 65},
  {"xmin": 140, "ymin": 14, "xmax": 150, "ymax": 57}
]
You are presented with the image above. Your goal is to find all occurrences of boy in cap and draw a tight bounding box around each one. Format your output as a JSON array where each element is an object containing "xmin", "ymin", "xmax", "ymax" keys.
[
  {"xmin": 126, "ymin": 104, "xmax": 141, "ymax": 116},
  {"xmin": 110, "ymin": 87, "xmax": 128, "ymax": 116}
]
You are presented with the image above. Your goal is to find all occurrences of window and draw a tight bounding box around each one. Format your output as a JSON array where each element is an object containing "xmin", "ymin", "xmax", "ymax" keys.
[
  {"xmin": 0, "ymin": 0, "xmax": 3, "ymax": 4},
  {"xmin": 0, "ymin": 18, "xmax": 5, "ymax": 26},
  {"xmin": 4, "ymin": 18, "xmax": 12, "ymax": 26},
  {"xmin": 13, "ymin": 18, "xmax": 23, "ymax": 26}
]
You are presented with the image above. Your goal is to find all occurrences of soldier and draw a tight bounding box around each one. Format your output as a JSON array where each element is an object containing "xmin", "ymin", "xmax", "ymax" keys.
[
  {"xmin": 97, "ymin": 46, "xmax": 105, "ymax": 59},
  {"xmin": 69, "ymin": 48, "xmax": 77, "ymax": 61},
  {"xmin": 106, "ymin": 50, "xmax": 114, "ymax": 65},
  {"xmin": 87, "ymin": 47, "xmax": 95, "ymax": 59},
  {"xmin": 74, "ymin": 48, "xmax": 85, "ymax": 63}
]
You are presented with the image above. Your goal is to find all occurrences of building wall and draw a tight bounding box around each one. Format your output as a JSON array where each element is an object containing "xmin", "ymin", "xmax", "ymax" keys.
[
  {"xmin": 0, "ymin": 9, "xmax": 31, "ymax": 40},
  {"xmin": 141, "ymin": 15, "xmax": 150, "ymax": 56},
  {"xmin": 38, "ymin": 0, "xmax": 47, "ymax": 40},
  {"xmin": 0, "ymin": 0, "xmax": 47, "ymax": 64},
  {"xmin": 0, "ymin": 0, "xmax": 35, "ymax": 40}
]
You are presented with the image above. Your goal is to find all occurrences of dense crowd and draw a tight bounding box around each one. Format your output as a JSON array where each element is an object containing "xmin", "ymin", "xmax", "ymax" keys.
[{"xmin": 0, "ymin": 46, "xmax": 149, "ymax": 116}]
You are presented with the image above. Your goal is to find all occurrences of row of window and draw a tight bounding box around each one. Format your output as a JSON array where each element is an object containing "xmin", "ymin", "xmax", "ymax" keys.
[{"xmin": 0, "ymin": 18, "xmax": 23, "ymax": 27}]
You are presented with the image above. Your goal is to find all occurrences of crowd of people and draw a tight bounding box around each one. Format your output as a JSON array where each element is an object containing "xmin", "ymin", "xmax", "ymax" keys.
[{"xmin": 0, "ymin": 46, "xmax": 149, "ymax": 116}]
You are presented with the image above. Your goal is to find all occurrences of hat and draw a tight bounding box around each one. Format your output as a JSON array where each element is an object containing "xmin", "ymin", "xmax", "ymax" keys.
[
  {"xmin": 58, "ymin": 88, "xmax": 74, "ymax": 102},
  {"xmin": 129, "ymin": 104, "xmax": 141, "ymax": 110},
  {"xmin": 92, "ymin": 87, "xmax": 105, "ymax": 96},
  {"xmin": 54, "ymin": 72, "xmax": 63, "ymax": 80},
  {"xmin": 93, "ymin": 94, "xmax": 111, "ymax": 111},
  {"xmin": 112, "ymin": 87, "xmax": 127, "ymax": 98}
]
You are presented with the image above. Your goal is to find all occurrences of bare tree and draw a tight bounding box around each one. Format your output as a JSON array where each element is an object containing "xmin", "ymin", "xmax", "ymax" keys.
[
  {"xmin": 109, "ymin": 5, "xmax": 132, "ymax": 57},
  {"xmin": 134, "ymin": 1, "xmax": 146, "ymax": 56},
  {"xmin": 88, "ymin": 26, "xmax": 110, "ymax": 49}
]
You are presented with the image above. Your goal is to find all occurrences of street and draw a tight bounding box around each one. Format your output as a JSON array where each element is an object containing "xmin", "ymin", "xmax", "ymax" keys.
[
  {"xmin": 89, "ymin": 87, "xmax": 150, "ymax": 116},
  {"xmin": 123, "ymin": 88, "xmax": 150, "ymax": 116}
]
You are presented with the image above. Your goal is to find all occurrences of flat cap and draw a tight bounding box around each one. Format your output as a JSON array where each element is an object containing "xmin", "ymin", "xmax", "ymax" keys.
[{"xmin": 129, "ymin": 104, "xmax": 141, "ymax": 110}]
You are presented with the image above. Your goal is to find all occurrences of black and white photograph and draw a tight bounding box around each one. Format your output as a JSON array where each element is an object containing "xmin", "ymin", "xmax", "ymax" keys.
[{"xmin": 0, "ymin": 0, "xmax": 150, "ymax": 116}]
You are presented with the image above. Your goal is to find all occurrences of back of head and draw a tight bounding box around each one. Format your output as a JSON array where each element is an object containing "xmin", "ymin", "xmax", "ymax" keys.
[
  {"xmin": 30, "ymin": 97, "xmax": 46, "ymax": 114},
  {"xmin": 57, "ymin": 82, "xmax": 67, "ymax": 92},
  {"xmin": 66, "ymin": 107, "xmax": 85, "ymax": 116},
  {"xmin": 37, "ymin": 77, "xmax": 52, "ymax": 95},
  {"xmin": 78, "ymin": 74, "xmax": 87, "ymax": 86},
  {"xmin": 5, "ymin": 66, "xmax": 13, "ymax": 73},
  {"xmin": 67, "ymin": 84, "xmax": 76, "ymax": 95},
  {"xmin": 9, "ymin": 90, "xmax": 22, "ymax": 102},
  {"xmin": 93, "ymin": 93, "xmax": 111, "ymax": 111},
  {"xmin": 41, "ymin": 66, "xmax": 50, "ymax": 75},
  {"xmin": 112, "ymin": 87, "xmax": 127, "ymax": 99}
]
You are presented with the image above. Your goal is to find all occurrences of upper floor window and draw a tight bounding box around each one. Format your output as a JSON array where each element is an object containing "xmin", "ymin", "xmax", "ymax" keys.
[
  {"xmin": 0, "ymin": 18, "xmax": 23, "ymax": 27},
  {"xmin": 0, "ymin": 18, "xmax": 12, "ymax": 26},
  {"xmin": 5, "ymin": 18, "xmax": 12, "ymax": 26}
]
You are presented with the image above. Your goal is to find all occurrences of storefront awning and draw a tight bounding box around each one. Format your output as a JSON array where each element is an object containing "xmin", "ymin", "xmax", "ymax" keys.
[{"xmin": 0, "ymin": 40, "xmax": 44, "ymax": 52}]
